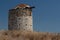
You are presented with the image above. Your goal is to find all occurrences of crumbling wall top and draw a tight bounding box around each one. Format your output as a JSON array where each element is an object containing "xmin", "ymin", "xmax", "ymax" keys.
[{"xmin": 15, "ymin": 4, "xmax": 30, "ymax": 9}]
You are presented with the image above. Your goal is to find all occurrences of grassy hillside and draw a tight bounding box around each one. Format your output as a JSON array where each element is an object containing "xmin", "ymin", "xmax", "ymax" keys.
[{"xmin": 0, "ymin": 30, "xmax": 60, "ymax": 40}]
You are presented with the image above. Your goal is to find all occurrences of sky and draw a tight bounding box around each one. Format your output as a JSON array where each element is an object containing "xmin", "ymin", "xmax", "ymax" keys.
[{"xmin": 0, "ymin": 0, "xmax": 60, "ymax": 32}]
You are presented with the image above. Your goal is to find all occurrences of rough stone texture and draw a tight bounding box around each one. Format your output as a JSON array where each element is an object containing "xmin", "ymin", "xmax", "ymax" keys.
[
  {"xmin": 8, "ymin": 4, "xmax": 33, "ymax": 31},
  {"xmin": 17, "ymin": 16, "xmax": 33, "ymax": 31},
  {"xmin": 0, "ymin": 30, "xmax": 60, "ymax": 40}
]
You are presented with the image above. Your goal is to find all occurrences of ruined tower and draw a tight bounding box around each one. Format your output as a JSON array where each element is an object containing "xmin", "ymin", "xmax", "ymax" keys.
[{"xmin": 8, "ymin": 4, "xmax": 35, "ymax": 31}]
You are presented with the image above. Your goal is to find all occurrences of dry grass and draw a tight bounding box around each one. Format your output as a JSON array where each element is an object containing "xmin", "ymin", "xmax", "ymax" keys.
[{"xmin": 0, "ymin": 30, "xmax": 60, "ymax": 40}]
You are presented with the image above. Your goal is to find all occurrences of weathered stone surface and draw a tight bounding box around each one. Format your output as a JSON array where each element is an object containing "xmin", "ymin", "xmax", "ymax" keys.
[{"xmin": 8, "ymin": 4, "xmax": 33, "ymax": 31}]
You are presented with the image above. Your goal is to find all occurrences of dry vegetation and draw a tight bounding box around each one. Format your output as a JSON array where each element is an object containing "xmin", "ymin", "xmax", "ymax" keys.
[{"xmin": 0, "ymin": 30, "xmax": 60, "ymax": 40}]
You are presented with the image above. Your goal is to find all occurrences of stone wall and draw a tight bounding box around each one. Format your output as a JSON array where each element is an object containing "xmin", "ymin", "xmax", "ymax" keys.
[{"xmin": 8, "ymin": 7, "xmax": 33, "ymax": 31}]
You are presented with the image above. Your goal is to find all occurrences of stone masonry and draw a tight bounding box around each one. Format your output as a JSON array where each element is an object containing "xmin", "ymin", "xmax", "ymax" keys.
[{"xmin": 8, "ymin": 4, "xmax": 34, "ymax": 31}]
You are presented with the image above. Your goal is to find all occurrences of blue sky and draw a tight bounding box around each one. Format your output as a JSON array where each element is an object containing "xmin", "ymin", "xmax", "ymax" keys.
[{"xmin": 0, "ymin": 0, "xmax": 60, "ymax": 32}]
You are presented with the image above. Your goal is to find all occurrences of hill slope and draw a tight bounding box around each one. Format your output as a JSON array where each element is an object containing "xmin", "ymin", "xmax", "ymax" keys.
[{"xmin": 0, "ymin": 30, "xmax": 60, "ymax": 40}]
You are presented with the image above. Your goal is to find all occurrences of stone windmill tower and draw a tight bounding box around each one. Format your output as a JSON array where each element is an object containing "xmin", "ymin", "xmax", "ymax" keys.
[{"xmin": 8, "ymin": 4, "xmax": 35, "ymax": 31}]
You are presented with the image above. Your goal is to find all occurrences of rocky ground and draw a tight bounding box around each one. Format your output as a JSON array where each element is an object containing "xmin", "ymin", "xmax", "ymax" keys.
[{"xmin": 0, "ymin": 30, "xmax": 60, "ymax": 40}]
